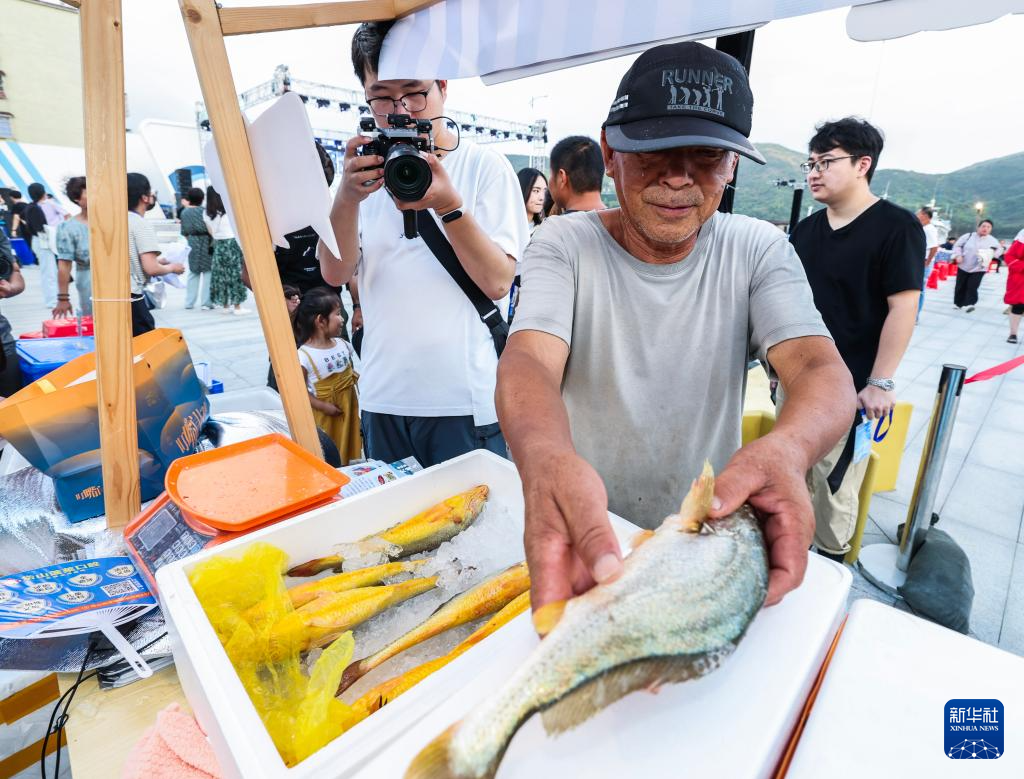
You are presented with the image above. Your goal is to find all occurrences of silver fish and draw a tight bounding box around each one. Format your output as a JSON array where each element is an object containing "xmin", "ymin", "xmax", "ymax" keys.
[{"xmin": 405, "ymin": 462, "xmax": 768, "ymax": 779}]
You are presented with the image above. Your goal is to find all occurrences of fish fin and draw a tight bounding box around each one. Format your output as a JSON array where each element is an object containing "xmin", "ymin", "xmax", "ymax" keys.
[
  {"xmin": 676, "ymin": 460, "xmax": 715, "ymax": 533},
  {"xmin": 539, "ymin": 652, "xmax": 730, "ymax": 736},
  {"xmin": 629, "ymin": 529, "xmax": 655, "ymax": 549},
  {"xmin": 531, "ymin": 600, "xmax": 566, "ymax": 637},
  {"xmin": 404, "ymin": 722, "xmax": 470, "ymax": 779}
]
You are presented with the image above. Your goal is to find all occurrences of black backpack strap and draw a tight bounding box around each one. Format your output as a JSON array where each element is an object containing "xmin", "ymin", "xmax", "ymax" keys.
[{"xmin": 416, "ymin": 210, "xmax": 508, "ymax": 357}]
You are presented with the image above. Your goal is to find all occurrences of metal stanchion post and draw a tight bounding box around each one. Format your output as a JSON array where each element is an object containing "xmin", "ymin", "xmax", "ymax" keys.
[{"xmin": 858, "ymin": 364, "xmax": 967, "ymax": 595}]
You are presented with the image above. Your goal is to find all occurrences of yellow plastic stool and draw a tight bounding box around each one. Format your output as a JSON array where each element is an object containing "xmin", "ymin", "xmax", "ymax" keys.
[
  {"xmin": 871, "ymin": 401, "xmax": 913, "ymax": 493},
  {"xmin": 844, "ymin": 451, "xmax": 881, "ymax": 565}
]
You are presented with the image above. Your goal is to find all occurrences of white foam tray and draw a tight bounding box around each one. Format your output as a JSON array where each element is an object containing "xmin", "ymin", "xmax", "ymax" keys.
[
  {"xmin": 354, "ymin": 550, "xmax": 850, "ymax": 779},
  {"xmin": 156, "ymin": 450, "xmax": 639, "ymax": 779},
  {"xmin": 786, "ymin": 599, "xmax": 1024, "ymax": 778}
]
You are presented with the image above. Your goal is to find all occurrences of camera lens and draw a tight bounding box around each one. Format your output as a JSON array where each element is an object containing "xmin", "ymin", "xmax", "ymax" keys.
[{"xmin": 383, "ymin": 143, "xmax": 432, "ymax": 201}]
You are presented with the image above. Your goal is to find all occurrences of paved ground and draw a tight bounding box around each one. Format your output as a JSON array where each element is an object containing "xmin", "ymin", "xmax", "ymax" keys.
[{"xmin": 2, "ymin": 255, "xmax": 1022, "ymax": 655}]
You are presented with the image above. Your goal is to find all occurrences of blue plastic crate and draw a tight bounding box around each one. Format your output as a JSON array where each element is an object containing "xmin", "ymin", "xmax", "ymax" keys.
[
  {"xmin": 10, "ymin": 237, "xmax": 35, "ymax": 266},
  {"xmin": 16, "ymin": 336, "xmax": 95, "ymax": 386}
]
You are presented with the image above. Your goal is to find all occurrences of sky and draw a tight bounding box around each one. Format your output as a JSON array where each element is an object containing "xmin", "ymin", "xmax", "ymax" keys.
[{"xmin": 119, "ymin": 3, "xmax": 1024, "ymax": 175}]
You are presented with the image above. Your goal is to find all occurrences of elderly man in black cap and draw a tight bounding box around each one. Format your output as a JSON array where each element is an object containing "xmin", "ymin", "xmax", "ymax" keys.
[{"xmin": 497, "ymin": 41, "xmax": 856, "ymax": 624}]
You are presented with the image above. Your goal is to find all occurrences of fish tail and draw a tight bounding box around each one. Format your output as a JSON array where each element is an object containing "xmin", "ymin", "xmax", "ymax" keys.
[
  {"xmin": 286, "ymin": 555, "xmax": 342, "ymax": 577},
  {"xmin": 405, "ymin": 723, "xmax": 479, "ymax": 779},
  {"xmin": 337, "ymin": 658, "xmax": 367, "ymax": 695},
  {"xmin": 677, "ymin": 460, "xmax": 715, "ymax": 533}
]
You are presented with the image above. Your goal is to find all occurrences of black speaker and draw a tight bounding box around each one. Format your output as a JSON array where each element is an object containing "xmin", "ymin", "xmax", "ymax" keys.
[{"xmin": 174, "ymin": 168, "xmax": 192, "ymax": 198}]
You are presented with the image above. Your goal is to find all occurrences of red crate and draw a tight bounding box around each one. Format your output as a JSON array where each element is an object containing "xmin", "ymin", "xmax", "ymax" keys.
[
  {"xmin": 18, "ymin": 331, "xmax": 44, "ymax": 340},
  {"xmin": 42, "ymin": 316, "xmax": 94, "ymax": 337}
]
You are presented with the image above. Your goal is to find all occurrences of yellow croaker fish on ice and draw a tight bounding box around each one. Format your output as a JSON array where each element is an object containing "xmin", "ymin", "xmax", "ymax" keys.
[
  {"xmin": 405, "ymin": 463, "xmax": 768, "ymax": 779},
  {"xmin": 338, "ymin": 561, "xmax": 530, "ymax": 694},
  {"xmin": 287, "ymin": 486, "xmax": 490, "ymax": 577},
  {"xmin": 350, "ymin": 591, "xmax": 531, "ymax": 723},
  {"xmin": 269, "ymin": 576, "xmax": 439, "ymax": 658},
  {"xmin": 246, "ymin": 560, "xmax": 429, "ymax": 624}
]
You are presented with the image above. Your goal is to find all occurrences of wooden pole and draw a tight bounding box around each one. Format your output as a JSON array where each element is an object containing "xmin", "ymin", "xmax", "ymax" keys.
[
  {"xmin": 218, "ymin": 0, "xmax": 445, "ymax": 36},
  {"xmin": 180, "ymin": 0, "xmax": 321, "ymax": 457},
  {"xmin": 80, "ymin": 0, "xmax": 140, "ymax": 527}
]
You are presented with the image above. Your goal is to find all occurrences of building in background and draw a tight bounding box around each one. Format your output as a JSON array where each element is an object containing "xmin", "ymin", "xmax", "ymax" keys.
[{"xmin": 0, "ymin": 0, "xmax": 83, "ymax": 204}]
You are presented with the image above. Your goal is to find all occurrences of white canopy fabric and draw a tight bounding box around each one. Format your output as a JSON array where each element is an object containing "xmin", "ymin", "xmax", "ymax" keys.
[
  {"xmin": 846, "ymin": 0, "xmax": 1024, "ymax": 40},
  {"xmin": 378, "ymin": 0, "xmax": 877, "ymax": 84},
  {"xmin": 379, "ymin": 0, "xmax": 1024, "ymax": 83}
]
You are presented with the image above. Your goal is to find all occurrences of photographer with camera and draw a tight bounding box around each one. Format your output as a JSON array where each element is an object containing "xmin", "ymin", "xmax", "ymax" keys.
[
  {"xmin": 317, "ymin": 22, "xmax": 528, "ymax": 467},
  {"xmin": 0, "ymin": 229, "xmax": 25, "ymax": 398}
]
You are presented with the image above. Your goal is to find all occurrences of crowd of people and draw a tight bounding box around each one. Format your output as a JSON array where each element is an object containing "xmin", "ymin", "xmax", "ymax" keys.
[{"xmin": 3, "ymin": 29, "xmax": 1024, "ymax": 612}]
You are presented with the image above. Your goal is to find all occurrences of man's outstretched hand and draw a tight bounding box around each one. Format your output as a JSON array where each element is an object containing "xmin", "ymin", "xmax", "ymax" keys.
[{"xmin": 708, "ymin": 433, "xmax": 815, "ymax": 606}]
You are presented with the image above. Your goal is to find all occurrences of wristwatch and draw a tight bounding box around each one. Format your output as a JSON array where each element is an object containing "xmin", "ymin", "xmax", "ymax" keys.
[
  {"xmin": 866, "ymin": 377, "xmax": 896, "ymax": 392},
  {"xmin": 439, "ymin": 208, "xmax": 464, "ymax": 224}
]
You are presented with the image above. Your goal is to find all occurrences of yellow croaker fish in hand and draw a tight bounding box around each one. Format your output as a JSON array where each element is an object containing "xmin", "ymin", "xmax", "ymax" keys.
[
  {"xmin": 287, "ymin": 486, "xmax": 490, "ymax": 577},
  {"xmin": 350, "ymin": 591, "xmax": 531, "ymax": 723},
  {"xmin": 338, "ymin": 561, "xmax": 530, "ymax": 694},
  {"xmin": 269, "ymin": 575, "xmax": 438, "ymax": 658},
  {"xmin": 405, "ymin": 462, "xmax": 768, "ymax": 779}
]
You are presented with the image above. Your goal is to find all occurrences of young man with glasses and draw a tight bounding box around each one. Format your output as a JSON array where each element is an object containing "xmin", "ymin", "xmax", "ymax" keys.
[
  {"xmin": 318, "ymin": 22, "xmax": 528, "ymax": 467},
  {"xmin": 789, "ymin": 117, "xmax": 924, "ymax": 561}
]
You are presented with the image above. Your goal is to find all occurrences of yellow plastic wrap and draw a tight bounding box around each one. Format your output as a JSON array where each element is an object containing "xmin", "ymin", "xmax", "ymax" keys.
[{"xmin": 188, "ymin": 542, "xmax": 358, "ymax": 766}]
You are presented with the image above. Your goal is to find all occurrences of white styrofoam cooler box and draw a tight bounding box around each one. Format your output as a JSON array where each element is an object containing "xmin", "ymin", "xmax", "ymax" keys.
[
  {"xmin": 157, "ymin": 450, "xmax": 638, "ymax": 779},
  {"xmin": 158, "ymin": 450, "xmax": 851, "ymax": 779}
]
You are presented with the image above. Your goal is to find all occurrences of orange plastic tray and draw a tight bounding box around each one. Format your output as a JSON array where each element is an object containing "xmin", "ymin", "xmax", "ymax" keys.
[{"xmin": 164, "ymin": 433, "xmax": 349, "ymax": 532}]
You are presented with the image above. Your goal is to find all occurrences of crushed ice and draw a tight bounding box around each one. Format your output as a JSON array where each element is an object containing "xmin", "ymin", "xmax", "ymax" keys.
[{"xmin": 336, "ymin": 500, "xmax": 525, "ymax": 702}]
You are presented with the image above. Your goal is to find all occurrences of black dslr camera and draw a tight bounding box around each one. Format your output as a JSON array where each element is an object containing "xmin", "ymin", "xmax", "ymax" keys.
[
  {"xmin": 0, "ymin": 254, "xmax": 12, "ymax": 282},
  {"xmin": 358, "ymin": 114, "xmax": 435, "ymax": 203}
]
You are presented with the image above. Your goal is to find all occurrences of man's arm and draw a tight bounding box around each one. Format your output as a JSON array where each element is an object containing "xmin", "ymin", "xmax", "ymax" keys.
[
  {"xmin": 497, "ymin": 330, "xmax": 623, "ymax": 629},
  {"xmin": 0, "ymin": 262, "xmax": 25, "ymax": 300},
  {"xmin": 858, "ymin": 289, "xmax": 918, "ymax": 419},
  {"xmin": 402, "ymin": 153, "xmax": 515, "ymax": 299},
  {"xmin": 348, "ymin": 276, "xmax": 362, "ymax": 332},
  {"xmin": 926, "ymin": 245, "xmax": 938, "ymax": 264},
  {"xmin": 140, "ymin": 252, "xmax": 184, "ymax": 277},
  {"xmin": 317, "ymin": 134, "xmax": 383, "ymax": 287},
  {"xmin": 54, "ymin": 260, "xmax": 74, "ymax": 318},
  {"xmin": 709, "ymin": 335, "xmax": 856, "ymax": 606}
]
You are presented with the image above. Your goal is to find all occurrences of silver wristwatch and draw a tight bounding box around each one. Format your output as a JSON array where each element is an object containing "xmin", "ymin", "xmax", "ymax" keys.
[{"xmin": 866, "ymin": 377, "xmax": 896, "ymax": 392}]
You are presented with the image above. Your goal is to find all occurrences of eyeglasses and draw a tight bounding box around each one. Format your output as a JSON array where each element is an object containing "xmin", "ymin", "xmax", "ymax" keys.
[
  {"xmin": 800, "ymin": 155, "xmax": 861, "ymax": 174},
  {"xmin": 365, "ymin": 81, "xmax": 435, "ymax": 117}
]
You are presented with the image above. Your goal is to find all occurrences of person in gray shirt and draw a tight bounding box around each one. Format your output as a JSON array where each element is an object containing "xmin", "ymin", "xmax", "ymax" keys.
[{"xmin": 497, "ymin": 41, "xmax": 857, "ymax": 624}]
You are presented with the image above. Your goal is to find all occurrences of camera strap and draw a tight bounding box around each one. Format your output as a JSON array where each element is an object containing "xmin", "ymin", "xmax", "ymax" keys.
[{"xmin": 416, "ymin": 210, "xmax": 508, "ymax": 358}]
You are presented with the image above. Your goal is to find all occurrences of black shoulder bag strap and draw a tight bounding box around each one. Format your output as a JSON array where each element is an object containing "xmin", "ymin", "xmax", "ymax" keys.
[{"xmin": 416, "ymin": 210, "xmax": 509, "ymax": 357}]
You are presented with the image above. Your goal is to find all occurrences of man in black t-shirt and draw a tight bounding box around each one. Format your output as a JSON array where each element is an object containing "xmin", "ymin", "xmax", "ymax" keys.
[{"xmin": 789, "ymin": 117, "xmax": 924, "ymax": 560}]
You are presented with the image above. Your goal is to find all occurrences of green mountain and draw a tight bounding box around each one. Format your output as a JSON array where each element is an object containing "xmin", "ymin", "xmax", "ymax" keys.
[
  {"xmin": 734, "ymin": 143, "xmax": 1024, "ymax": 238},
  {"xmin": 509, "ymin": 145, "xmax": 1024, "ymax": 238}
]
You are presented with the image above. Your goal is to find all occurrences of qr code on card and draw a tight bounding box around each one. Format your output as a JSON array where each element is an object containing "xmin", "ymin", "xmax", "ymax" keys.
[{"xmin": 101, "ymin": 579, "xmax": 140, "ymax": 597}]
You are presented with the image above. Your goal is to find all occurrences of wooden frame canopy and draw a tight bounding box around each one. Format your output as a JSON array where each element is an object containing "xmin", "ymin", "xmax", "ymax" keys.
[{"xmin": 74, "ymin": 0, "xmax": 440, "ymax": 527}]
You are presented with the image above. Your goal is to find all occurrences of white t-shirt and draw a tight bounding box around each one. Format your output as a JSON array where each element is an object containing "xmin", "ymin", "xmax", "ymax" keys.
[
  {"xmin": 298, "ymin": 339, "xmax": 354, "ymax": 393},
  {"xmin": 356, "ymin": 142, "xmax": 528, "ymax": 425},
  {"xmin": 203, "ymin": 213, "xmax": 235, "ymax": 240},
  {"xmin": 922, "ymin": 222, "xmax": 939, "ymax": 258}
]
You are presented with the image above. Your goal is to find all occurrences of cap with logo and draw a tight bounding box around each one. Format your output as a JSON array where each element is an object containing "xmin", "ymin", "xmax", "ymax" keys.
[{"xmin": 604, "ymin": 41, "xmax": 765, "ymax": 164}]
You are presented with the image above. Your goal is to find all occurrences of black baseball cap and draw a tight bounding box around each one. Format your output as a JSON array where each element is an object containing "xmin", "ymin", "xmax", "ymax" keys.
[{"xmin": 604, "ymin": 41, "xmax": 765, "ymax": 164}]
